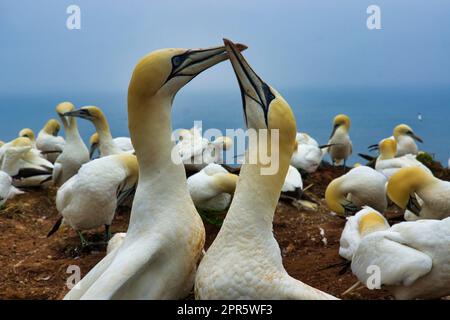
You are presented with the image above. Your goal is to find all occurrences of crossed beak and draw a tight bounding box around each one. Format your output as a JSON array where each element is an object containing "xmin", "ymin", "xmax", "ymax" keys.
[{"xmin": 64, "ymin": 109, "xmax": 92, "ymax": 120}]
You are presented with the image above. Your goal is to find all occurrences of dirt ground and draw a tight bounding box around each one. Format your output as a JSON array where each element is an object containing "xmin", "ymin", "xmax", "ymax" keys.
[{"xmin": 0, "ymin": 162, "xmax": 448, "ymax": 300}]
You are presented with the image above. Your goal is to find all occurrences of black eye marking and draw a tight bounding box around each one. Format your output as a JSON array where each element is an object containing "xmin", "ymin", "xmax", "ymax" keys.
[{"xmin": 171, "ymin": 53, "xmax": 189, "ymax": 69}]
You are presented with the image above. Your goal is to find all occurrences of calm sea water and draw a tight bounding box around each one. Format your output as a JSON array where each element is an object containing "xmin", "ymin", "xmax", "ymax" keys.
[{"xmin": 0, "ymin": 87, "xmax": 449, "ymax": 165}]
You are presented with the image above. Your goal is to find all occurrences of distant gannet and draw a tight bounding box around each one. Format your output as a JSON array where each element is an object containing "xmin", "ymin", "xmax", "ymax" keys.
[
  {"xmin": 387, "ymin": 167, "xmax": 450, "ymax": 220},
  {"xmin": 325, "ymin": 166, "xmax": 387, "ymax": 216},
  {"xmin": 327, "ymin": 114, "xmax": 352, "ymax": 167},
  {"xmin": 52, "ymin": 102, "xmax": 90, "ymax": 187},
  {"xmin": 36, "ymin": 119, "xmax": 65, "ymax": 163},
  {"xmin": 195, "ymin": 39, "xmax": 337, "ymax": 300},
  {"xmin": 89, "ymin": 132, "xmax": 134, "ymax": 159},
  {"xmin": 291, "ymin": 133, "xmax": 325, "ymax": 173},
  {"xmin": 64, "ymin": 42, "xmax": 247, "ymax": 300},
  {"xmin": 0, "ymin": 171, "xmax": 24, "ymax": 207},
  {"xmin": 369, "ymin": 124, "xmax": 423, "ymax": 157},
  {"xmin": 18, "ymin": 128, "xmax": 37, "ymax": 148}
]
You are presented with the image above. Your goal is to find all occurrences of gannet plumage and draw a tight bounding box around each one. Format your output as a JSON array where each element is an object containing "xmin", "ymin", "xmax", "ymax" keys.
[
  {"xmin": 36, "ymin": 119, "xmax": 65, "ymax": 163},
  {"xmin": 64, "ymin": 42, "xmax": 247, "ymax": 300},
  {"xmin": 195, "ymin": 39, "xmax": 337, "ymax": 300},
  {"xmin": 89, "ymin": 132, "xmax": 134, "ymax": 159},
  {"xmin": 18, "ymin": 128, "xmax": 37, "ymax": 149},
  {"xmin": 327, "ymin": 114, "xmax": 352, "ymax": 166},
  {"xmin": 52, "ymin": 102, "xmax": 90, "ymax": 187},
  {"xmin": 325, "ymin": 166, "xmax": 387, "ymax": 216},
  {"xmin": 0, "ymin": 170, "xmax": 24, "ymax": 207},
  {"xmin": 291, "ymin": 133, "xmax": 324, "ymax": 173}
]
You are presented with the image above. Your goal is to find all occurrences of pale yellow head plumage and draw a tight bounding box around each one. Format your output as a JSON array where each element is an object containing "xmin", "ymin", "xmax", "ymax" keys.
[
  {"xmin": 212, "ymin": 173, "xmax": 239, "ymax": 194},
  {"xmin": 393, "ymin": 124, "xmax": 423, "ymax": 143},
  {"xmin": 333, "ymin": 114, "xmax": 351, "ymax": 131},
  {"xmin": 11, "ymin": 136, "xmax": 32, "ymax": 148},
  {"xmin": 379, "ymin": 138, "xmax": 397, "ymax": 160},
  {"xmin": 117, "ymin": 153, "xmax": 139, "ymax": 184},
  {"xmin": 43, "ymin": 119, "xmax": 61, "ymax": 135},
  {"xmin": 325, "ymin": 178, "xmax": 346, "ymax": 215},
  {"xmin": 19, "ymin": 128, "xmax": 35, "ymax": 142},
  {"xmin": 56, "ymin": 102, "xmax": 75, "ymax": 115},
  {"xmin": 359, "ymin": 211, "xmax": 389, "ymax": 236},
  {"xmin": 90, "ymin": 132, "xmax": 99, "ymax": 146}
]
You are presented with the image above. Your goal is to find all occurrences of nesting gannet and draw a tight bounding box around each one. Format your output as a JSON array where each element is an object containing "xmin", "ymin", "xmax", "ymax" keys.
[
  {"xmin": 325, "ymin": 166, "xmax": 387, "ymax": 216},
  {"xmin": 291, "ymin": 133, "xmax": 325, "ymax": 173},
  {"xmin": 339, "ymin": 207, "xmax": 389, "ymax": 261},
  {"xmin": 52, "ymin": 102, "xmax": 90, "ymax": 187},
  {"xmin": 64, "ymin": 106, "xmax": 124, "ymax": 157},
  {"xmin": 49, "ymin": 154, "xmax": 138, "ymax": 245},
  {"xmin": 281, "ymin": 165, "xmax": 303, "ymax": 196},
  {"xmin": 64, "ymin": 42, "xmax": 247, "ymax": 300},
  {"xmin": 387, "ymin": 167, "xmax": 450, "ymax": 220},
  {"xmin": 89, "ymin": 132, "xmax": 134, "ymax": 159},
  {"xmin": 375, "ymin": 138, "xmax": 431, "ymax": 179},
  {"xmin": 327, "ymin": 114, "xmax": 352, "ymax": 166},
  {"xmin": 0, "ymin": 171, "xmax": 24, "ymax": 207},
  {"xmin": 18, "ymin": 128, "xmax": 37, "ymax": 149},
  {"xmin": 1, "ymin": 137, "xmax": 53, "ymax": 187},
  {"xmin": 195, "ymin": 39, "xmax": 337, "ymax": 300},
  {"xmin": 36, "ymin": 119, "xmax": 65, "ymax": 163},
  {"xmin": 350, "ymin": 216, "xmax": 450, "ymax": 299},
  {"xmin": 369, "ymin": 124, "xmax": 423, "ymax": 157},
  {"xmin": 187, "ymin": 163, "xmax": 238, "ymax": 211}
]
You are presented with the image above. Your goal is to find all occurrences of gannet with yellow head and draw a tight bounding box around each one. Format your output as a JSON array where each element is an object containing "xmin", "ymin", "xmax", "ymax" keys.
[
  {"xmin": 64, "ymin": 41, "xmax": 247, "ymax": 300},
  {"xmin": 349, "ymin": 213, "xmax": 450, "ymax": 299},
  {"xmin": 375, "ymin": 138, "xmax": 431, "ymax": 179},
  {"xmin": 36, "ymin": 119, "xmax": 65, "ymax": 163},
  {"xmin": 327, "ymin": 114, "xmax": 352, "ymax": 167},
  {"xmin": 368, "ymin": 124, "xmax": 423, "ymax": 156},
  {"xmin": 18, "ymin": 128, "xmax": 36, "ymax": 148},
  {"xmin": 195, "ymin": 39, "xmax": 337, "ymax": 300},
  {"xmin": 52, "ymin": 102, "xmax": 90, "ymax": 187},
  {"xmin": 64, "ymin": 105, "xmax": 123, "ymax": 157},
  {"xmin": 89, "ymin": 132, "xmax": 134, "ymax": 159},
  {"xmin": 1, "ymin": 137, "xmax": 53, "ymax": 187},
  {"xmin": 387, "ymin": 167, "xmax": 450, "ymax": 220},
  {"xmin": 325, "ymin": 165, "xmax": 387, "ymax": 216}
]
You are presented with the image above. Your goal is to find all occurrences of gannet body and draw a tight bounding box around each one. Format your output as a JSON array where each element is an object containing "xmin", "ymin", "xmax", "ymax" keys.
[
  {"xmin": 195, "ymin": 39, "xmax": 337, "ymax": 300},
  {"xmin": 325, "ymin": 166, "xmax": 387, "ymax": 216},
  {"xmin": 327, "ymin": 115, "xmax": 352, "ymax": 166},
  {"xmin": 387, "ymin": 167, "xmax": 450, "ymax": 220},
  {"xmin": 339, "ymin": 207, "xmax": 389, "ymax": 261},
  {"xmin": 106, "ymin": 232, "xmax": 126, "ymax": 255},
  {"xmin": 52, "ymin": 102, "xmax": 90, "ymax": 187},
  {"xmin": 281, "ymin": 165, "xmax": 303, "ymax": 193},
  {"xmin": 36, "ymin": 119, "xmax": 65, "ymax": 163},
  {"xmin": 375, "ymin": 138, "xmax": 431, "ymax": 179},
  {"xmin": 64, "ymin": 43, "xmax": 246, "ymax": 300},
  {"xmin": 369, "ymin": 124, "xmax": 422, "ymax": 157},
  {"xmin": 89, "ymin": 132, "xmax": 134, "ymax": 159},
  {"xmin": 187, "ymin": 163, "xmax": 237, "ymax": 211},
  {"xmin": 0, "ymin": 171, "xmax": 24, "ymax": 206},
  {"xmin": 55, "ymin": 154, "xmax": 138, "ymax": 234},
  {"xmin": 351, "ymin": 216, "xmax": 450, "ymax": 299}
]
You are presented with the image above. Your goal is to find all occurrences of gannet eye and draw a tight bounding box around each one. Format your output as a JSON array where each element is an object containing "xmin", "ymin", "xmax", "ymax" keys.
[{"xmin": 172, "ymin": 55, "xmax": 184, "ymax": 68}]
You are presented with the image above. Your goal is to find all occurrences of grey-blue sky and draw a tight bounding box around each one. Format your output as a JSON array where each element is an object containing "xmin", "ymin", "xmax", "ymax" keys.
[{"xmin": 1, "ymin": 0, "xmax": 449, "ymax": 95}]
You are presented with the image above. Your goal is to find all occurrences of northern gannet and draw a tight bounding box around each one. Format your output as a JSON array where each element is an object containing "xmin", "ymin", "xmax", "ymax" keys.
[
  {"xmin": 195, "ymin": 39, "xmax": 337, "ymax": 300},
  {"xmin": 36, "ymin": 119, "xmax": 65, "ymax": 163},
  {"xmin": 291, "ymin": 133, "xmax": 325, "ymax": 173},
  {"xmin": 0, "ymin": 170, "xmax": 24, "ymax": 207},
  {"xmin": 375, "ymin": 138, "xmax": 431, "ymax": 179},
  {"xmin": 64, "ymin": 106, "xmax": 124, "ymax": 157},
  {"xmin": 325, "ymin": 166, "xmax": 387, "ymax": 216},
  {"xmin": 339, "ymin": 207, "xmax": 389, "ymax": 261},
  {"xmin": 1, "ymin": 137, "xmax": 53, "ymax": 187},
  {"xmin": 89, "ymin": 132, "xmax": 134, "ymax": 159},
  {"xmin": 187, "ymin": 163, "xmax": 238, "ymax": 211},
  {"xmin": 281, "ymin": 165, "xmax": 303, "ymax": 196},
  {"xmin": 49, "ymin": 154, "xmax": 138, "ymax": 245},
  {"xmin": 387, "ymin": 167, "xmax": 450, "ymax": 220},
  {"xmin": 327, "ymin": 114, "xmax": 352, "ymax": 167},
  {"xmin": 350, "ymin": 215, "xmax": 450, "ymax": 299},
  {"xmin": 369, "ymin": 124, "xmax": 423, "ymax": 157},
  {"xmin": 64, "ymin": 42, "xmax": 247, "ymax": 300},
  {"xmin": 52, "ymin": 102, "xmax": 90, "ymax": 187},
  {"xmin": 18, "ymin": 128, "xmax": 36, "ymax": 148}
]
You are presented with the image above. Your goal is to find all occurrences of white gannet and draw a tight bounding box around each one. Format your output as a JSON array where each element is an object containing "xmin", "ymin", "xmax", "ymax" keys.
[
  {"xmin": 281, "ymin": 165, "xmax": 303, "ymax": 196},
  {"xmin": 106, "ymin": 232, "xmax": 126, "ymax": 255},
  {"xmin": 18, "ymin": 128, "xmax": 37, "ymax": 148},
  {"xmin": 387, "ymin": 167, "xmax": 450, "ymax": 220},
  {"xmin": 187, "ymin": 163, "xmax": 238, "ymax": 211},
  {"xmin": 64, "ymin": 106, "xmax": 124, "ymax": 157},
  {"xmin": 375, "ymin": 138, "xmax": 432, "ymax": 179},
  {"xmin": 0, "ymin": 170, "xmax": 24, "ymax": 207},
  {"xmin": 89, "ymin": 132, "xmax": 134, "ymax": 159},
  {"xmin": 49, "ymin": 154, "xmax": 138, "ymax": 245},
  {"xmin": 369, "ymin": 124, "xmax": 423, "ymax": 157},
  {"xmin": 1, "ymin": 137, "xmax": 53, "ymax": 187},
  {"xmin": 350, "ymin": 216, "xmax": 450, "ymax": 299},
  {"xmin": 36, "ymin": 119, "xmax": 65, "ymax": 163},
  {"xmin": 339, "ymin": 207, "xmax": 389, "ymax": 261},
  {"xmin": 195, "ymin": 39, "xmax": 337, "ymax": 300},
  {"xmin": 52, "ymin": 102, "xmax": 90, "ymax": 187},
  {"xmin": 327, "ymin": 114, "xmax": 352, "ymax": 167},
  {"xmin": 64, "ymin": 42, "xmax": 247, "ymax": 300},
  {"xmin": 325, "ymin": 165, "xmax": 387, "ymax": 216},
  {"xmin": 291, "ymin": 133, "xmax": 325, "ymax": 173}
]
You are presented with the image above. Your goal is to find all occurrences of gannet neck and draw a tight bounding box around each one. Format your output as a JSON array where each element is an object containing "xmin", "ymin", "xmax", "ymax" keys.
[
  {"xmin": 325, "ymin": 177, "xmax": 346, "ymax": 214},
  {"xmin": 60, "ymin": 114, "xmax": 83, "ymax": 143}
]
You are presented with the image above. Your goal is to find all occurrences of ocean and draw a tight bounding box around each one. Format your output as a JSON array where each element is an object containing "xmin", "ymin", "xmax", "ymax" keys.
[{"xmin": 0, "ymin": 87, "xmax": 449, "ymax": 165}]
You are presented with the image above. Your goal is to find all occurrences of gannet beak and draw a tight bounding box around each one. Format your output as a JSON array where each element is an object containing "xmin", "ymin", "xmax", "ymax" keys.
[
  {"xmin": 223, "ymin": 38, "xmax": 274, "ymax": 128},
  {"xmin": 406, "ymin": 194, "xmax": 422, "ymax": 215},
  {"xmin": 329, "ymin": 124, "xmax": 339, "ymax": 139},
  {"xmin": 411, "ymin": 133, "xmax": 423, "ymax": 143},
  {"xmin": 167, "ymin": 42, "xmax": 248, "ymax": 81},
  {"xmin": 64, "ymin": 109, "xmax": 93, "ymax": 120}
]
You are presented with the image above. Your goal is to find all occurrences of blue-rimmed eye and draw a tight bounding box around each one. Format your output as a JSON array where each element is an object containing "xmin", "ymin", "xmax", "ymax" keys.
[{"xmin": 172, "ymin": 56, "xmax": 183, "ymax": 67}]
